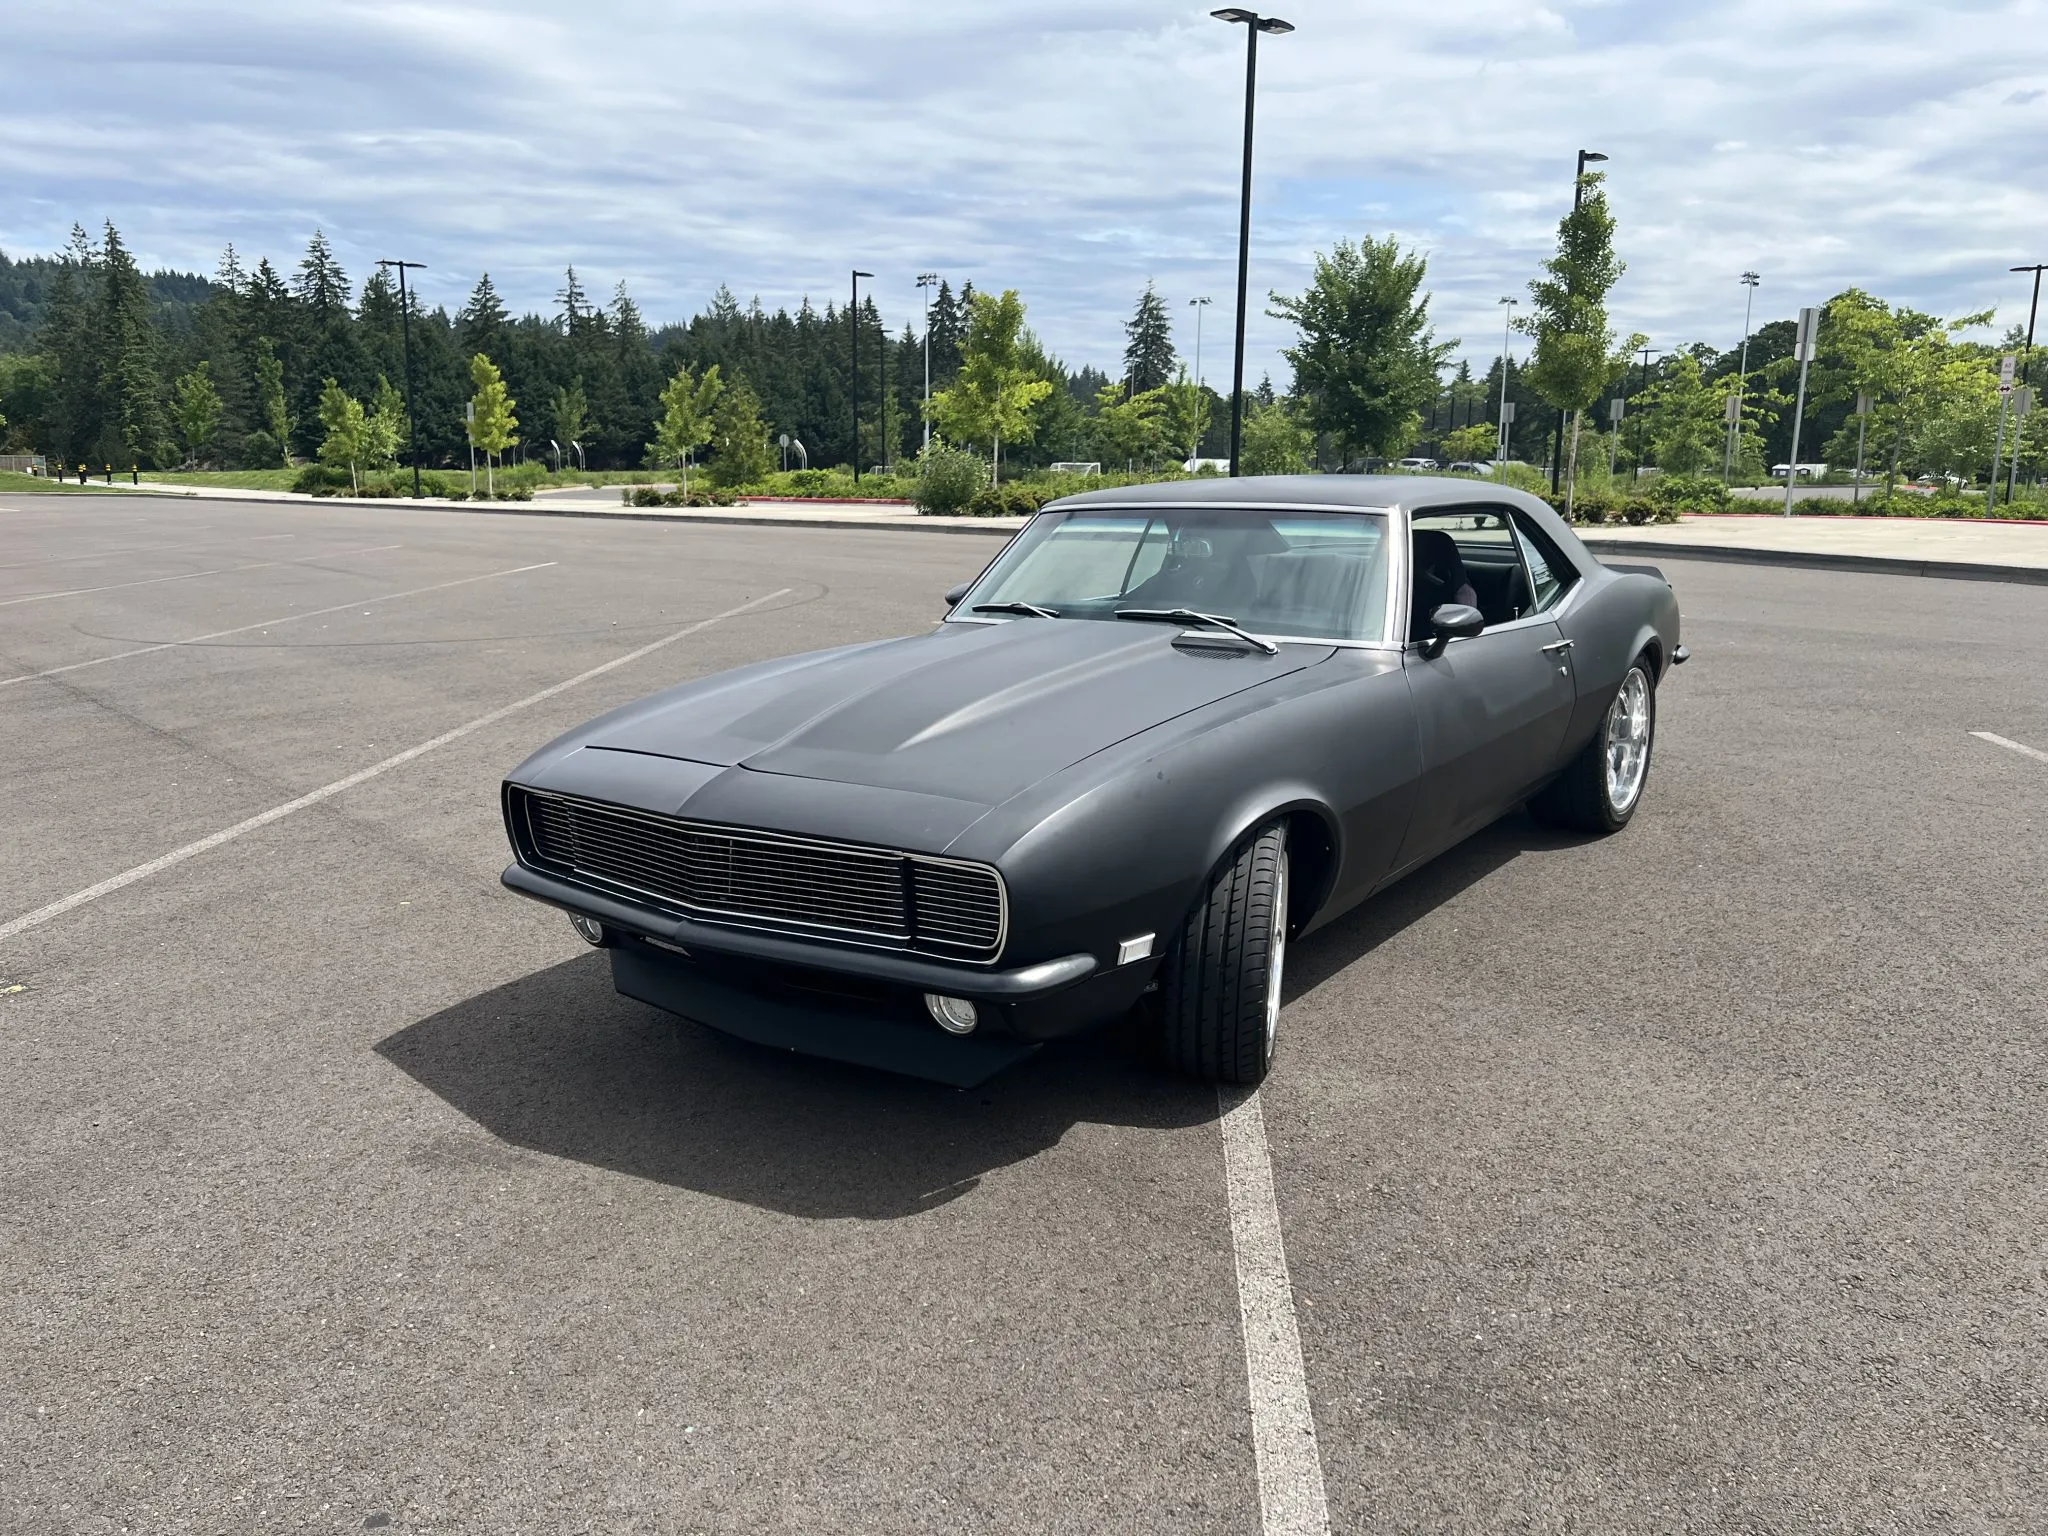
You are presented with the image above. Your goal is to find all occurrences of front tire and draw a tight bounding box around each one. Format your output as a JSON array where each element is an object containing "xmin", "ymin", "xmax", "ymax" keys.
[
  {"xmin": 1160, "ymin": 823, "xmax": 1289, "ymax": 1084},
  {"xmin": 1531, "ymin": 657, "xmax": 1657, "ymax": 833}
]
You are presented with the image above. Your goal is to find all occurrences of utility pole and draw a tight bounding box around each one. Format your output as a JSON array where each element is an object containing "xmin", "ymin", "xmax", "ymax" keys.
[
  {"xmin": 917, "ymin": 273, "xmax": 939, "ymax": 454},
  {"xmin": 2008, "ymin": 263, "xmax": 2044, "ymax": 502},
  {"xmin": 1726, "ymin": 271, "xmax": 1761, "ymax": 484},
  {"xmin": 377, "ymin": 259, "xmax": 426, "ymax": 497},
  {"xmin": 1212, "ymin": 8, "xmax": 1294, "ymax": 475},
  {"xmin": 1496, "ymin": 297, "xmax": 1516, "ymax": 479},
  {"xmin": 1783, "ymin": 306, "xmax": 1818, "ymax": 516},
  {"xmin": 850, "ymin": 269, "xmax": 873, "ymax": 482}
]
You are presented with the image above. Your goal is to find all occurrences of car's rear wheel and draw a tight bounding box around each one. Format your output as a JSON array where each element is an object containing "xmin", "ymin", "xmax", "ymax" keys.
[
  {"xmin": 1160, "ymin": 823, "xmax": 1289, "ymax": 1084},
  {"xmin": 1531, "ymin": 657, "xmax": 1657, "ymax": 834}
]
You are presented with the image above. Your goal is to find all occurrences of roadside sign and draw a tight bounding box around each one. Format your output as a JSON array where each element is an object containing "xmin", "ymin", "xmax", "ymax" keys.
[
  {"xmin": 1794, "ymin": 306, "xmax": 1820, "ymax": 363},
  {"xmin": 779, "ymin": 433, "xmax": 790, "ymax": 447},
  {"xmin": 1725, "ymin": 393, "xmax": 1742, "ymax": 424},
  {"xmin": 1500, "ymin": 401, "xmax": 1516, "ymax": 424},
  {"xmin": 1998, "ymin": 353, "xmax": 2017, "ymax": 395},
  {"xmin": 1608, "ymin": 397, "xmax": 1625, "ymax": 424},
  {"xmin": 1855, "ymin": 392, "xmax": 1873, "ymax": 417},
  {"xmin": 2016, "ymin": 385, "xmax": 2035, "ymax": 416}
]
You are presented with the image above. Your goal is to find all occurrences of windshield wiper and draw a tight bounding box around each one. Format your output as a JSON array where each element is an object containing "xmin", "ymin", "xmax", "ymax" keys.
[
  {"xmin": 972, "ymin": 601, "xmax": 1061, "ymax": 618},
  {"xmin": 1115, "ymin": 607, "xmax": 1279, "ymax": 655}
]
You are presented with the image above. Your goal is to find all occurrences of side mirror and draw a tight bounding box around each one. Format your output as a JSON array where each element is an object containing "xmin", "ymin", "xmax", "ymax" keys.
[
  {"xmin": 1422, "ymin": 602, "xmax": 1484, "ymax": 659},
  {"xmin": 944, "ymin": 582, "xmax": 971, "ymax": 608}
]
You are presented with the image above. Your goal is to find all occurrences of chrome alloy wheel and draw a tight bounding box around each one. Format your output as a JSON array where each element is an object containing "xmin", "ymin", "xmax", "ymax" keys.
[
  {"xmin": 1604, "ymin": 667, "xmax": 1653, "ymax": 815},
  {"xmin": 1264, "ymin": 850, "xmax": 1289, "ymax": 1059}
]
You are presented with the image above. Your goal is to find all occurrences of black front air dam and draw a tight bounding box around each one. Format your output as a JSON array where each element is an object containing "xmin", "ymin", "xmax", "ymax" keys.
[{"xmin": 611, "ymin": 944, "xmax": 1042, "ymax": 1089}]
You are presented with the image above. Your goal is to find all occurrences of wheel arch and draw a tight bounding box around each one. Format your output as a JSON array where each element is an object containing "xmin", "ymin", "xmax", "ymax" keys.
[{"xmin": 1200, "ymin": 786, "xmax": 1342, "ymax": 937}]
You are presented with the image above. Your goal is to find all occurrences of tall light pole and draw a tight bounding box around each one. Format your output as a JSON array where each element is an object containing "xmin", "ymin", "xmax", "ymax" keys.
[
  {"xmin": 1188, "ymin": 295, "xmax": 1214, "ymax": 391},
  {"xmin": 1783, "ymin": 305, "xmax": 1819, "ymax": 516},
  {"xmin": 2010, "ymin": 263, "xmax": 2044, "ymax": 502},
  {"xmin": 1212, "ymin": 8, "xmax": 1293, "ymax": 477},
  {"xmin": 376, "ymin": 259, "xmax": 426, "ymax": 497},
  {"xmin": 850, "ymin": 269, "xmax": 873, "ymax": 482},
  {"xmin": 917, "ymin": 272, "xmax": 939, "ymax": 454},
  {"xmin": 1496, "ymin": 296, "xmax": 1516, "ymax": 474},
  {"xmin": 1551, "ymin": 149, "xmax": 1609, "ymax": 492},
  {"xmin": 1725, "ymin": 270, "xmax": 1761, "ymax": 484},
  {"xmin": 1623, "ymin": 345, "xmax": 1658, "ymax": 483}
]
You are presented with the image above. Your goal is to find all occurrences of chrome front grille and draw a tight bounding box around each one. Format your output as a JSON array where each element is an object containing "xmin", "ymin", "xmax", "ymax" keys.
[{"xmin": 512, "ymin": 788, "xmax": 1006, "ymax": 959}]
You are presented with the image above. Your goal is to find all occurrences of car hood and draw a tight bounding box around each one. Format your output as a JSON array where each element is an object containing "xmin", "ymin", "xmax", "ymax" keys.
[{"xmin": 586, "ymin": 619, "xmax": 1325, "ymax": 807}]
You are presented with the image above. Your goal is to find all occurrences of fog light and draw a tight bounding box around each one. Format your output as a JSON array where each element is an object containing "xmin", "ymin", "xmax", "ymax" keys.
[
  {"xmin": 569, "ymin": 913, "xmax": 609, "ymax": 947},
  {"xmin": 923, "ymin": 993, "xmax": 979, "ymax": 1035}
]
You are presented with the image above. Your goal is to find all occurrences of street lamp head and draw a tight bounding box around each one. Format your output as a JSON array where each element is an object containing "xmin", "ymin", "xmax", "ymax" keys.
[
  {"xmin": 1498, "ymin": 295, "xmax": 1516, "ymax": 305},
  {"xmin": 852, "ymin": 269, "xmax": 874, "ymax": 279},
  {"xmin": 1190, "ymin": 295, "xmax": 1213, "ymax": 305},
  {"xmin": 1579, "ymin": 150, "xmax": 1608, "ymax": 164},
  {"xmin": 917, "ymin": 272, "xmax": 939, "ymax": 286},
  {"xmin": 1255, "ymin": 16, "xmax": 1294, "ymax": 32},
  {"xmin": 1210, "ymin": 7, "xmax": 1257, "ymax": 20},
  {"xmin": 1741, "ymin": 270, "xmax": 1762, "ymax": 286}
]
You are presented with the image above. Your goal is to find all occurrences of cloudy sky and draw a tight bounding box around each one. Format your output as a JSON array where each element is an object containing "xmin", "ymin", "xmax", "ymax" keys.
[{"xmin": 4, "ymin": 0, "xmax": 2045, "ymax": 381}]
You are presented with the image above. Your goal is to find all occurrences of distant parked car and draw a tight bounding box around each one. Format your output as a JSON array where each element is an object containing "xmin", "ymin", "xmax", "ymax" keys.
[
  {"xmin": 1397, "ymin": 457, "xmax": 1439, "ymax": 472},
  {"xmin": 1770, "ymin": 462, "xmax": 1828, "ymax": 480},
  {"xmin": 1446, "ymin": 460, "xmax": 1493, "ymax": 475}
]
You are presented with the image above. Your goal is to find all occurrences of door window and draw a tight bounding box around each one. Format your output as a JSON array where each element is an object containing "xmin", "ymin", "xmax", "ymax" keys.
[{"xmin": 1508, "ymin": 510, "xmax": 1579, "ymax": 613}]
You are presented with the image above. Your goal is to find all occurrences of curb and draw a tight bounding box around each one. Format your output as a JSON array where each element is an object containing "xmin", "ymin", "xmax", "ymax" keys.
[
  {"xmin": 1577, "ymin": 536, "xmax": 2048, "ymax": 587},
  {"xmin": 49, "ymin": 487, "xmax": 1028, "ymax": 537}
]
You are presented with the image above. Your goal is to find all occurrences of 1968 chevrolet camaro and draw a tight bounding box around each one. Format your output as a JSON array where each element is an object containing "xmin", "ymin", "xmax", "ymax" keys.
[{"xmin": 500, "ymin": 476, "xmax": 1684, "ymax": 1087}]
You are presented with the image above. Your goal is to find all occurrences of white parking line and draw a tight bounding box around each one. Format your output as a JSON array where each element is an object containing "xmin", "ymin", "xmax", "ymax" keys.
[
  {"xmin": 0, "ymin": 545, "xmax": 401, "ymax": 607},
  {"xmin": 1972, "ymin": 731, "xmax": 2048, "ymax": 764},
  {"xmin": 0, "ymin": 589, "xmax": 791, "ymax": 946},
  {"xmin": 0, "ymin": 561, "xmax": 558, "ymax": 689},
  {"xmin": 1219, "ymin": 1087, "xmax": 1331, "ymax": 1536},
  {"xmin": 0, "ymin": 533, "xmax": 294, "ymax": 572}
]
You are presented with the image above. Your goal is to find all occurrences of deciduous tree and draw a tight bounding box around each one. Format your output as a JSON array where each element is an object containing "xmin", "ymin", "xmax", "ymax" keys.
[
  {"xmin": 1269, "ymin": 235, "xmax": 1454, "ymax": 469},
  {"xmin": 467, "ymin": 352, "xmax": 518, "ymax": 494},
  {"xmin": 316, "ymin": 377, "xmax": 371, "ymax": 491},
  {"xmin": 172, "ymin": 361, "xmax": 222, "ymax": 465},
  {"xmin": 648, "ymin": 363, "xmax": 722, "ymax": 491},
  {"xmin": 926, "ymin": 289, "xmax": 1052, "ymax": 481},
  {"xmin": 1516, "ymin": 173, "xmax": 1640, "ymax": 514}
]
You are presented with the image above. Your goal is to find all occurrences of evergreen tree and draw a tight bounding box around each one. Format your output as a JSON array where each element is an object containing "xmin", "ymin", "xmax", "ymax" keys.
[
  {"xmin": 1123, "ymin": 282, "xmax": 1177, "ymax": 395},
  {"xmin": 458, "ymin": 273, "xmax": 510, "ymax": 360},
  {"xmin": 96, "ymin": 223, "xmax": 170, "ymax": 467},
  {"xmin": 927, "ymin": 279, "xmax": 967, "ymax": 390},
  {"xmin": 40, "ymin": 226, "xmax": 101, "ymax": 465}
]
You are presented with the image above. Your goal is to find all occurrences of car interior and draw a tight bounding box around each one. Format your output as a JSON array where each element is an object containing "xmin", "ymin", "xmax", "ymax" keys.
[{"xmin": 1409, "ymin": 511, "xmax": 1534, "ymax": 639}]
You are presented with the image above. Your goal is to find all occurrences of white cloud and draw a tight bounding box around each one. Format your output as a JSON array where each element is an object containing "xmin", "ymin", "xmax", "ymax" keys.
[{"xmin": 1, "ymin": 0, "xmax": 2044, "ymax": 380}]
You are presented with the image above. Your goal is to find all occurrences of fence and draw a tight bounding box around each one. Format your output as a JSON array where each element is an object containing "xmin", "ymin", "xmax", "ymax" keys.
[{"xmin": 0, "ymin": 454, "xmax": 49, "ymax": 474}]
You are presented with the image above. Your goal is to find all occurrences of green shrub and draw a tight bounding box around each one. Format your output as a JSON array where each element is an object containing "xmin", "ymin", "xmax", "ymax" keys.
[
  {"xmin": 912, "ymin": 442, "xmax": 990, "ymax": 515},
  {"xmin": 1650, "ymin": 473, "xmax": 1733, "ymax": 515},
  {"xmin": 238, "ymin": 429, "xmax": 285, "ymax": 470},
  {"xmin": 291, "ymin": 462, "xmax": 354, "ymax": 496},
  {"xmin": 622, "ymin": 485, "xmax": 737, "ymax": 508},
  {"xmin": 964, "ymin": 482, "xmax": 1048, "ymax": 517},
  {"xmin": 782, "ymin": 468, "xmax": 848, "ymax": 496}
]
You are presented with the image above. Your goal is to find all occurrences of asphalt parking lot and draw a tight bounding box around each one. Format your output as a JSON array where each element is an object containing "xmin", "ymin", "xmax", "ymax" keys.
[{"xmin": 3, "ymin": 493, "xmax": 2044, "ymax": 1535}]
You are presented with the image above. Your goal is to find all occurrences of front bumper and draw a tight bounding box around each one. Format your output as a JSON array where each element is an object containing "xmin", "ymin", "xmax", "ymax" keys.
[{"xmin": 504, "ymin": 862, "xmax": 1155, "ymax": 1085}]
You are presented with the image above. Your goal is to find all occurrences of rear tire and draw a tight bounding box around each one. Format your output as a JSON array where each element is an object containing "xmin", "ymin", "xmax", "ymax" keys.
[
  {"xmin": 1531, "ymin": 657, "xmax": 1657, "ymax": 834},
  {"xmin": 1160, "ymin": 823, "xmax": 1289, "ymax": 1084}
]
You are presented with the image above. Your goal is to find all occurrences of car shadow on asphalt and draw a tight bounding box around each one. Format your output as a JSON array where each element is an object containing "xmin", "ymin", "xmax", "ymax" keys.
[
  {"xmin": 1284, "ymin": 808, "xmax": 1598, "ymax": 998},
  {"xmin": 376, "ymin": 810, "xmax": 1591, "ymax": 1222},
  {"xmin": 376, "ymin": 951, "xmax": 1213, "ymax": 1221}
]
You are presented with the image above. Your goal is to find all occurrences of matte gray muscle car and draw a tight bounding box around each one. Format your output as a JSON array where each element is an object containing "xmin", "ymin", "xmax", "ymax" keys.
[{"xmin": 500, "ymin": 476, "xmax": 1683, "ymax": 1087}]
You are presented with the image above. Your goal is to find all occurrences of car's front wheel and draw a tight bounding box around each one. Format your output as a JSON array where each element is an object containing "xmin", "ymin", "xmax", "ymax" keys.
[
  {"xmin": 1160, "ymin": 823, "xmax": 1289, "ymax": 1085},
  {"xmin": 1531, "ymin": 656, "xmax": 1657, "ymax": 833}
]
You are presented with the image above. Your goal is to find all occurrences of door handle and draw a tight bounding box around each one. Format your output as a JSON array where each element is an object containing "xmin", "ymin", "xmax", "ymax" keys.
[{"xmin": 1540, "ymin": 639, "xmax": 1574, "ymax": 654}]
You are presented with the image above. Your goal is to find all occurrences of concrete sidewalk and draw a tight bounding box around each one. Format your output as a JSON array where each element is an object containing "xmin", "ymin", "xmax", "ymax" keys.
[
  {"xmin": 72, "ymin": 479, "xmax": 2048, "ymax": 583},
  {"xmin": 1579, "ymin": 513, "xmax": 2048, "ymax": 584}
]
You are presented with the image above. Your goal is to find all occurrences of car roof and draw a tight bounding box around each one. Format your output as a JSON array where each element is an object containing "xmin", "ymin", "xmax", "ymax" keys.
[{"xmin": 1044, "ymin": 473, "xmax": 1555, "ymax": 518}]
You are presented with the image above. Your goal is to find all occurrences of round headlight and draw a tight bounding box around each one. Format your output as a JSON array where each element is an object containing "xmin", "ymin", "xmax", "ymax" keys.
[{"xmin": 923, "ymin": 993, "xmax": 979, "ymax": 1035}]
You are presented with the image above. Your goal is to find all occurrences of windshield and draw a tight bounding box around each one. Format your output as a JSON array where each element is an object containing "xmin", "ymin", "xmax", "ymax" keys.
[{"xmin": 957, "ymin": 506, "xmax": 1393, "ymax": 643}]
